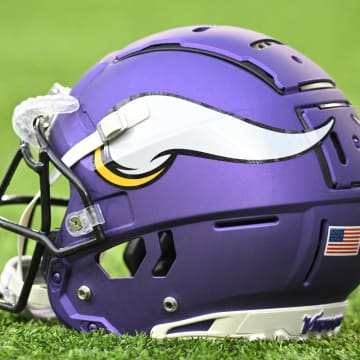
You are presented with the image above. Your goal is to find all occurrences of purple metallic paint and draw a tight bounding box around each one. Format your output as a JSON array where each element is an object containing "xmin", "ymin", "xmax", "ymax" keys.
[{"xmin": 47, "ymin": 26, "xmax": 360, "ymax": 334}]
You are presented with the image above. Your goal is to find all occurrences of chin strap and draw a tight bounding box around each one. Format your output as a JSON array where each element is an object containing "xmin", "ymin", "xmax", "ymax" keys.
[{"xmin": 0, "ymin": 256, "xmax": 56, "ymax": 320}]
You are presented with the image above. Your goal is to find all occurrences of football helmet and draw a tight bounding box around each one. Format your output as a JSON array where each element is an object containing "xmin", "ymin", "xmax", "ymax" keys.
[{"xmin": 0, "ymin": 25, "xmax": 359, "ymax": 340}]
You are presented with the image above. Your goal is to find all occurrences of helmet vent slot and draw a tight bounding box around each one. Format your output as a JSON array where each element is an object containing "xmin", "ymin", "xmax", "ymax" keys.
[
  {"xmin": 330, "ymin": 132, "xmax": 346, "ymax": 165},
  {"xmin": 299, "ymin": 81, "xmax": 335, "ymax": 91},
  {"xmin": 240, "ymin": 61, "xmax": 278, "ymax": 90},
  {"xmin": 192, "ymin": 26, "xmax": 211, "ymax": 32},
  {"xmin": 167, "ymin": 320, "xmax": 214, "ymax": 335},
  {"xmin": 152, "ymin": 231, "xmax": 176, "ymax": 277},
  {"xmin": 98, "ymin": 238, "xmax": 146, "ymax": 278},
  {"xmin": 117, "ymin": 44, "xmax": 284, "ymax": 93},
  {"xmin": 250, "ymin": 39, "xmax": 282, "ymax": 50},
  {"xmin": 215, "ymin": 216, "xmax": 278, "ymax": 230},
  {"xmin": 303, "ymin": 220, "xmax": 325, "ymax": 286}
]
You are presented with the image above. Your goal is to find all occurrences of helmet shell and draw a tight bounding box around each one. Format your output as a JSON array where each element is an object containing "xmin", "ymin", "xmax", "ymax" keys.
[{"xmin": 47, "ymin": 26, "xmax": 360, "ymax": 335}]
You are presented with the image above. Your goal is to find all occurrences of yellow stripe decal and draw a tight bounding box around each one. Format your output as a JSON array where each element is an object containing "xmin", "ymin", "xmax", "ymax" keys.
[{"xmin": 94, "ymin": 148, "xmax": 165, "ymax": 188}]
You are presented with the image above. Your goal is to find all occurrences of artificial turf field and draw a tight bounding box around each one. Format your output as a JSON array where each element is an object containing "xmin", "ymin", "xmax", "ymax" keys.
[{"xmin": 0, "ymin": 0, "xmax": 359, "ymax": 358}]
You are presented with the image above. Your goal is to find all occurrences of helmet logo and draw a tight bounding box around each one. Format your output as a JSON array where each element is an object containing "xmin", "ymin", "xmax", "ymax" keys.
[
  {"xmin": 302, "ymin": 311, "xmax": 343, "ymax": 334},
  {"xmin": 95, "ymin": 148, "xmax": 168, "ymax": 188},
  {"xmin": 94, "ymin": 95, "xmax": 334, "ymax": 189}
]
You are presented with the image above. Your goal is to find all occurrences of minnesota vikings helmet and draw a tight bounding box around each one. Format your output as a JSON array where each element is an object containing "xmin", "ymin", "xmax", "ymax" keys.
[{"xmin": 0, "ymin": 25, "xmax": 359, "ymax": 340}]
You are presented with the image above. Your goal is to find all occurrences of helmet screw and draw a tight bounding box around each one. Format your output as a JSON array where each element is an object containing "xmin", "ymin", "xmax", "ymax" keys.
[
  {"xmin": 353, "ymin": 135, "xmax": 360, "ymax": 149},
  {"xmin": 51, "ymin": 272, "xmax": 62, "ymax": 284},
  {"xmin": 88, "ymin": 323, "xmax": 99, "ymax": 331},
  {"xmin": 69, "ymin": 216, "xmax": 83, "ymax": 232},
  {"xmin": 163, "ymin": 297, "xmax": 178, "ymax": 313},
  {"xmin": 77, "ymin": 285, "xmax": 92, "ymax": 301}
]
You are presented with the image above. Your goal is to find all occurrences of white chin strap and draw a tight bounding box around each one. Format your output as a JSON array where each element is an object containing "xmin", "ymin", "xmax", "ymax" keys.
[
  {"xmin": 0, "ymin": 256, "xmax": 55, "ymax": 320},
  {"xmin": 0, "ymin": 84, "xmax": 149, "ymax": 319},
  {"xmin": 0, "ymin": 84, "xmax": 77, "ymax": 319}
]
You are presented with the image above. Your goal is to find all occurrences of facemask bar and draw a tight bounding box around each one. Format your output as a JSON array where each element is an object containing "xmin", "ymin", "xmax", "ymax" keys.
[{"xmin": 0, "ymin": 116, "xmax": 105, "ymax": 313}]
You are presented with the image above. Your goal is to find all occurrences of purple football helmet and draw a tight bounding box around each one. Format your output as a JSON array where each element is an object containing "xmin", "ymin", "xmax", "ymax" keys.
[{"xmin": 0, "ymin": 25, "xmax": 359, "ymax": 340}]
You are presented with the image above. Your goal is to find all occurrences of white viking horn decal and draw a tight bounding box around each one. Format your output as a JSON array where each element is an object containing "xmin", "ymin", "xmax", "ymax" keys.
[{"xmin": 102, "ymin": 95, "xmax": 334, "ymax": 177}]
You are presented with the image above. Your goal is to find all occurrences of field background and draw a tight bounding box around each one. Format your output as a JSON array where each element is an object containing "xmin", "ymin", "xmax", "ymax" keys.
[{"xmin": 0, "ymin": 0, "xmax": 359, "ymax": 359}]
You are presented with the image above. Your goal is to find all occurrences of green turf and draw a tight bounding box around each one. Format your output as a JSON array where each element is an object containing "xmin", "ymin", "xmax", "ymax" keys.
[
  {"xmin": 0, "ymin": 0, "xmax": 359, "ymax": 358},
  {"xmin": 0, "ymin": 288, "xmax": 358, "ymax": 360}
]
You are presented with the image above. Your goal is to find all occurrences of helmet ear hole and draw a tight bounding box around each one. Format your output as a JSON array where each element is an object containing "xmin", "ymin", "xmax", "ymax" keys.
[
  {"xmin": 98, "ymin": 238, "xmax": 146, "ymax": 278},
  {"xmin": 152, "ymin": 231, "xmax": 176, "ymax": 277},
  {"xmin": 123, "ymin": 238, "xmax": 146, "ymax": 276}
]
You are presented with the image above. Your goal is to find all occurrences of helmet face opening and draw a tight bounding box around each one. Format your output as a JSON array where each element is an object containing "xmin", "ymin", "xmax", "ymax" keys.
[{"xmin": 0, "ymin": 25, "xmax": 359, "ymax": 340}]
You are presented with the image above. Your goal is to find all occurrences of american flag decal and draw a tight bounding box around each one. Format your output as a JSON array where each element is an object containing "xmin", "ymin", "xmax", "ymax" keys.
[{"xmin": 324, "ymin": 226, "xmax": 360, "ymax": 256}]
